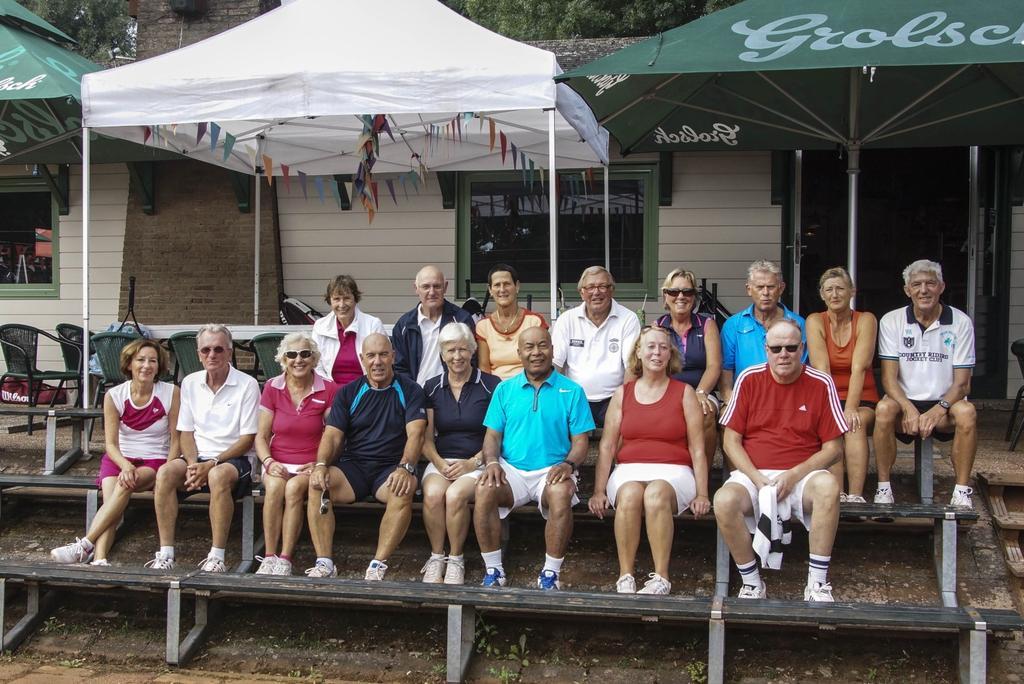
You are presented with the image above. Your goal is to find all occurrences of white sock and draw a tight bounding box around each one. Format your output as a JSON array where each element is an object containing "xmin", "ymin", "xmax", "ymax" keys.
[
  {"xmin": 369, "ymin": 558, "xmax": 386, "ymax": 568},
  {"xmin": 737, "ymin": 559, "xmax": 762, "ymax": 589},
  {"xmin": 481, "ymin": 550, "xmax": 503, "ymax": 573},
  {"xmin": 316, "ymin": 557, "xmax": 334, "ymax": 571},
  {"xmin": 876, "ymin": 481, "xmax": 891, "ymax": 492},
  {"xmin": 954, "ymin": 484, "xmax": 973, "ymax": 495},
  {"xmin": 79, "ymin": 537, "xmax": 95, "ymax": 552},
  {"xmin": 448, "ymin": 554, "xmax": 464, "ymax": 563},
  {"xmin": 209, "ymin": 547, "xmax": 226, "ymax": 562},
  {"xmin": 543, "ymin": 554, "xmax": 564, "ymax": 574},
  {"xmin": 430, "ymin": 552, "xmax": 445, "ymax": 560},
  {"xmin": 160, "ymin": 546, "xmax": 175, "ymax": 560},
  {"xmin": 808, "ymin": 553, "xmax": 831, "ymax": 586}
]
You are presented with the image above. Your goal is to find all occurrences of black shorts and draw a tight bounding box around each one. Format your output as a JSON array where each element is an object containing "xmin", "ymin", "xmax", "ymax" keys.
[
  {"xmin": 895, "ymin": 399, "xmax": 955, "ymax": 444},
  {"xmin": 589, "ymin": 398, "xmax": 611, "ymax": 428},
  {"xmin": 337, "ymin": 459, "xmax": 404, "ymax": 501},
  {"xmin": 177, "ymin": 456, "xmax": 253, "ymax": 501},
  {"xmin": 859, "ymin": 400, "xmax": 877, "ymax": 410}
]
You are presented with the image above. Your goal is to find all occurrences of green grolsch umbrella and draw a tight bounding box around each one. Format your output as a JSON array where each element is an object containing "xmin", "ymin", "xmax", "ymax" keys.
[{"xmin": 558, "ymin": 0, "xmax": 1024, "ymax": 283}]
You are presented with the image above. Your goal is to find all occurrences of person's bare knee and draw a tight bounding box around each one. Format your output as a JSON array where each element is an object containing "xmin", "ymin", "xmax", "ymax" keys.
[
  {"xmin": 207, "ymin": 464, "xmax": 237, "ymax": 495},
  {"xmin": 284, "ymin": 477, "xmax": 308, "ymax": 506},
  {"xmin": 643, "ymin": 482, "xmax": 676, "ymax": 513},
  {"xmin": 713, "ymin": 485, "xmax": 746, "ymax": 519},
  {"xmin": 542, "ymin": 481, "xmax": 575, "ymax": 514},
  {"xmin": 875, "ymin": 397, "xmax": 901, "ymax": 428},
  {"xmin": 950, "ymin": 400, "xmax": 976, "ymax": 430},
  {"xmin": 615, "ymin": 482, "xmax": 645, "ymax": 514}
]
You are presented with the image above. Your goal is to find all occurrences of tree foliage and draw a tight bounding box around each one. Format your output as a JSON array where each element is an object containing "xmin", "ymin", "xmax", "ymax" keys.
[
  {"xmin": 16, "ymin": 0, "xmax": 135, "ymax": 64},
  {"xmin": 444, "ymin": 0, "xmax": 743, "ymax": 40}
]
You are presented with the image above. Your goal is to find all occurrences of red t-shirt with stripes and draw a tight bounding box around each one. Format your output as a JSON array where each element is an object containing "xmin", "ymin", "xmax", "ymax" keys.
[{"xmin": 720, "ymin": 364, "xmax": 848, "ymax": 471}]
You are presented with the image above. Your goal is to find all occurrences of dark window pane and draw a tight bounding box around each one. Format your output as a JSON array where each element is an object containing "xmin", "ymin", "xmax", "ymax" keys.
[
  {"xmin": 469, "ymin": 178, "xmax": 645, "ymax": 284},
  {"xmin": 0, "ymin": 191, "xmax": 53, "ymax": 285}
]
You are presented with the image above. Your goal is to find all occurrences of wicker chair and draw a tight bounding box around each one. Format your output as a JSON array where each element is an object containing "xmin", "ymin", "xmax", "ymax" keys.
[{"xmin": 0, "ymin": 324, "xmax": 80, "ymax": 433}]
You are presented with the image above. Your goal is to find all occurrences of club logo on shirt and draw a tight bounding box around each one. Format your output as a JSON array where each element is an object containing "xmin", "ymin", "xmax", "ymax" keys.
[
  {"xmin": 798, "ymin": 404, "xmax": 807, "ymax": 412},
  {"xmin": 903, "ymin": 329, "xmax": 916, "ymax": 349},
  {"xmin": 153, "ymin": 407, "xmax": 160, "ymax": 414},
  {"xmin": 609, "ymin": 338, "xmax": 620, "ymax": 354},
  {"xmin": 942, "ymin": 331, "xmax": 955, "ymax": 350},
  {"xmin": 569, "ymin": 338, "xmax": 585, "ymax": 348}
]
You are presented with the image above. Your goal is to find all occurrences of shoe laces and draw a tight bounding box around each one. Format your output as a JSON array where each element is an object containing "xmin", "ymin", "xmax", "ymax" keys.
[
  {"xmin": 538, "ymin": 570, "xmax": 559, "ymax": 589},
  {"xmin": 198, "ymin": 556, "xmax": 225, "ymax": 572},
  {"xmin": 809, "ymin": 581, "xmax": 833, "ymax": 598},
  {"xmin": 420, "ymin": 556, "xmax": 446, "ymax": 574},
  {"xmin": 616, "ymin": 574, "xmax": 635, "ymax": 592},
  {"xmin": 145, "ymin": 554, "xmax": 173, "ymax": 570}
]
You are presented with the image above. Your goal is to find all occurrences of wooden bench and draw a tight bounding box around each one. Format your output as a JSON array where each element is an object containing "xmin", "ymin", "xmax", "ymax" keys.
[
  {"xmin": 715, "ymin": 501, "xmax": 979, "ymax": 608},
  {"xmin": 978, "ymin": 471, "xmax": 1024, "ymax": 577},
  {"xmin": 0, "ymin": 406, "xmax": 103, "ymax": 474}
]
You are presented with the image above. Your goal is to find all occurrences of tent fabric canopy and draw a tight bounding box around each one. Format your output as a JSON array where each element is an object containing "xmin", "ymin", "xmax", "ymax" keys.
[{"xmin": 81, "ymin": 0, "xmax": 609, "ymax": 174}]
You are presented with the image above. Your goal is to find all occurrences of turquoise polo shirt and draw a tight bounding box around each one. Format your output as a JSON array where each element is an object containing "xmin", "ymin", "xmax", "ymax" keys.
[
  {"xmin": 721, "ymin": 304, "xmax": 807, "ymax": 375},
  {"xmin": 483, "ymin": 369, "xmax": 594, "ymax": 471}
]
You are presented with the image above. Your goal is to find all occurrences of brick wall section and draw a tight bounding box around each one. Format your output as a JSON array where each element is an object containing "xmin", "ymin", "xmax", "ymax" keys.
[
  {"xmin": 119, "ymin": 160, "xmax": 281, "ymax": 324},
  {"xmin": 135, "ymin": 0, "xmax": 276, "ymax": 60}
]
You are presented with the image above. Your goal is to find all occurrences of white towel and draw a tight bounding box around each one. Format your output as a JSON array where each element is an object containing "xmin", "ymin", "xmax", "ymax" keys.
[{"xmin": 752, "ymin": 484, "xmax": 792, "ymax": 570}]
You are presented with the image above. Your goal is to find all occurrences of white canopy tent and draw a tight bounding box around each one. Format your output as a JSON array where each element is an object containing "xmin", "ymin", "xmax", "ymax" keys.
[{"xmin": 79, "ymin": 0, "xmax": 610, "ymax": 402}]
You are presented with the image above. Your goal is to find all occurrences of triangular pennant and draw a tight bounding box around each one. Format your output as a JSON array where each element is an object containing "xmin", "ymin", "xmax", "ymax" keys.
[
  {"xmin": 488, "ymin": 119, "xmax": 496, "ymax": 152},
  {"xmin": 511, "ymin": 142, "xmax": 518, "ymax": 169},
  {"xmin": 499, "ymin": 131, "xmax": 507, "ymax": 163},
  {"xmin": 370, "ymin": 181, "xmax": 379, "ymax": 209},
  {"xmin": 142, "ymin": 126, "xmax": 151, "ymax": 145},
  {"xmin": 170, "ymin": 123, "xmax": 178, "ymax": 135},
  {"xmin": 528, "ymin": 157, "xmax": 535, "ymax": 187},
  {"xmin": 262, "ymin": 155, "xmax": 273, "ymax": 184},
  {"xmin": 195, "ymin": 122, "xmax": 207, "ymax": 147},
  {"xmin": 281, "ymin": 164, "xmax": 291, "ymax": 194},
  {"xmin": 209, "ymin": 122, "xmax": 221, "ymax": 152},
  {"xmin": 298, "ymin": 171, "xmax": 308, "ymax": 200},
  {"xmin": 538, "ymin": 165, "xmax": 544, "ymax": 191},
  {"xmin": 314, "ymin": 175, "xmax": 325, "ymax": 204},
  {"xmin": 409, "ymin": 170, "xmax": 420, "ymax": 192},
  {"xmin": 152, "ymin": 125, "xmax": 161, "ymax": 145},
  {"xmin": 246, "ymin": 146, "xmax": 257, "ymax": 172},
  {"xmin": 386, "ymin": 179, "xmax": 397, "ymax": 205},
  {"xmin": 456, "ymin": 115, "xmax": 462, "ymax": 143},
  {"xmin": 478, "ymin": 114, "xmax": 484, "ymax": 132},
  {"xmin": 222, "ymin": 132, "xmax": 236, "ymax": 162},
  {"xmin": 399, "ymin": 174, "xmax": 408, "ymax": 199},
  {"xmin": 329, "ymin": 178, "xmax": 343, "ymax": 208}
]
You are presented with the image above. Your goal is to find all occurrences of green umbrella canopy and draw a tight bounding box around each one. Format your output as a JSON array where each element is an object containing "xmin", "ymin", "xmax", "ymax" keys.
[
  {"xmin": 0, "ymin": 0, "xmax": 74, "ymax": 44},
  {"xmin": 558, "ymin": 0, "xmax": 1024, "ymax": 153}
]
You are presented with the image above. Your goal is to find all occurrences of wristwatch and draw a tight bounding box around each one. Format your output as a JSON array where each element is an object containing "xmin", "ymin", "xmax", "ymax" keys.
[
  {"xmin": 398, "ymin": 463, "xmax": 416, "ymax": 475},
  {"xmin": 938, "ymin": 399, "xmax": 951, "ymax": 412},
  {"xmin": 563, "ymin": 460, "xmax": 579, "ymax": 475}
]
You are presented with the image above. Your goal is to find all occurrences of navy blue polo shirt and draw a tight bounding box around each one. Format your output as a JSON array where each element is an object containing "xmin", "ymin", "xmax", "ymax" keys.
[
  {"xmin": 327, "ymin": 374, "xmax": 427, "ymax": 464},
  {"xmin": 424, "ymin": 369, "xmax": 501, "ymax": 459}
]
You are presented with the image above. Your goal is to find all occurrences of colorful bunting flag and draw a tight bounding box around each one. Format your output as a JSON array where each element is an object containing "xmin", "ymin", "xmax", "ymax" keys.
[
  {"xmin": 196, "ymin": 122, "xmax": 207, "ymax": 147},
  {"xmin": 222, "ymin": 133, "xmax": 236, "ymax": 162},
  {"xmin": 142, "ymin": 126, "xmax": 151, "ymax": 145},
  {"xmin": 281, "ymin": 164, "xmax": 291, "ymax": 194},
  {"xmin": 488, "ymin": 119, "xmax": 496, "ymax": 152},
  {"xmin": 209, "ymin": 123, "xmax": 221, "ymax": 152},
  {"xmin": 499, "ymin": 131, "xmax": 507, "ymax": 164},
  {"xmin": 298, "ymin": 171, "xmax": 308, "ymax": 200},
  {"xmin": 262, "ymin": 155, "xmax": 273, "ymax": 184},
  {"xmin": 511, "ymin": 142, "xmax": 518, "ymax": 169},
  {"xmin": 313, "ymin": 175, "xmax": 325, "ymax": 204},
  {"xmin": 386, "ymin": 179, "xmax": 397, "ymax": 205},
  {"xmin": 329, "ymin": 178, "xmax": 343, "ymax": 208}
]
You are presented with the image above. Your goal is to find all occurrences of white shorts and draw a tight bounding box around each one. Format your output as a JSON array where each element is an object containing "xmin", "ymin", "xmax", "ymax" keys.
[
  {"xmin": 423, "ymin": 459, "xmax": 483, "ymax": 482},
  {"xmin": 499, "ymin": 460, "xmax": 578, "ymax": 520},
  {"xmin": 606, "ymin": 463, "xmax": 697, "ymax": 515},
  {"xmin": 723, "ymin": 468, "xmax": 830, "ymax": 534}
]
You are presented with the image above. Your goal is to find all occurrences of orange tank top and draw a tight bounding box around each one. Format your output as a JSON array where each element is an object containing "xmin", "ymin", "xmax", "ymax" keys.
[
  {"xmin": 617, "ymin": 379, "xmax": 692, "ymax": 467},
  {"xmin": 824, "ymin": 310, "xmax": 878, "ymax": 403}
]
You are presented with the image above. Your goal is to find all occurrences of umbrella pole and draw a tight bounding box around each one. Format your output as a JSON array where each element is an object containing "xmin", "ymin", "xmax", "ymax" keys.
[
  {"xmin": 847, "ymin": 145, "xmax": 860, "ymax": 308},
  {"xmin": 81, "ymin": 128, "xmax": 91, "ymax": 409},
  {"xmin": 548, "ymin": 108, "xmax": 558, "ymax": 319},
  {"xmin": 254, "ymin": 175, "xmax": 260, "ymax": 325},
  {"xmin": 604, "ymin": 164, "xmax": 610, "ymax": 271}
]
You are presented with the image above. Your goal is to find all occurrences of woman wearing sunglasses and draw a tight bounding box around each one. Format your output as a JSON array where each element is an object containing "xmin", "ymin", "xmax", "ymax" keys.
[
  {"xmin": 590, "ymin": 326, "xmax": 711, "ymax": 595},
  {"xmin": 655, "ymin": 268, "xmax": 722, "ymax": 463},
  {"xmin": 254, "ymin": 333, "xmax": 338, "ymax": 575},
  {"xmin": 805, "ymin": 267, "xmax": 878, "ymax": 503}
]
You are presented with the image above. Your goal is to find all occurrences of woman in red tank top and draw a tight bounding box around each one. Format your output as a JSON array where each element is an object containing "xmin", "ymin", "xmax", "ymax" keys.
[
  {"xmin": 806, "ymin": 267, "xmax": 878, "ymax": 503},
  {"xmin": 590, "ymin": 326, "xmax": 711, "ymax": 596}
]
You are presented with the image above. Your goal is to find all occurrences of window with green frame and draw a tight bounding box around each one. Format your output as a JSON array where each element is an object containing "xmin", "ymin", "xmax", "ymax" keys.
[
  {"xmin": 0, "ymin": 176, "xmax": 58, "ymax": 298},
  {"xmin": 457, "ymin": 166, "xmax": 658, "ymax": 299}
]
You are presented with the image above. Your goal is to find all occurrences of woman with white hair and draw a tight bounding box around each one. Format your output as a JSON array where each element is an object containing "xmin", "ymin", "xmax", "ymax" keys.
[
  {"xmin": 254, "ymin": 332, "xmax": 338, "ymax": 575},
  {"xmin": 419, "ymin": 322, "xmax": 501, "ymax": 584}
]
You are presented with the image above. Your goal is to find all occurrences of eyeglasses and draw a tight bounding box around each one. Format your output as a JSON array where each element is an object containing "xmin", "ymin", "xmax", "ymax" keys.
[
  {"xmin": 283, "ymin": 349, "xmax": 314, "ymax": 360},
  {"xmin": 199, "ymin": 346, "xmax": 227, "ymax": 356},
  {"xmin": 663, "ymin": 288, "xmax": 698, "ymax": 297},
  {"xmin": 581, "ymin": 283, "xmax": 613, "ymax": 293},
  {"xmin": 767, "ymin": 344, "xmax": 801, "ymax": 354}
]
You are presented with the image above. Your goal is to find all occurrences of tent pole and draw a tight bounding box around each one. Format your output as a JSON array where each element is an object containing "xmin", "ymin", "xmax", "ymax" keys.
[
  {"xmin": 81, "ymin": 128, "xmax": 91, "ymax": 409},
  {"xmin": 254, "ymin": 176, "xmax": 261, "ymax": 325},
  {"xmin": 847, "ymin": 145, "xmax": 860, "ymax": 308},
  {"xmin": 604, "ymin": 164, "xmax": 610, "ymax": 271},
  {"xmin": 548, "ymin": 108, "xmax": 558, "ymax": 320}
]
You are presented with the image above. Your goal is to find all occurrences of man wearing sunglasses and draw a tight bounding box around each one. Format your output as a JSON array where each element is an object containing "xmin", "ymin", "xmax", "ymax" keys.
[
  {"xmin": 150, "ymin": 323, "xmax": 260, "ymax": 573},
  {"xmin": 305, "ymin": 333, "xmax": 427, "ymax": 580},
  {"xmin": 720, "ymin": 260, "xmax": 806, "ymax": 407},
  {"xmin": 715, "ymin": 319, "xmax": 847, "ymax": 602},
  {"xmin": 551, "ymin": 266, "xmax": 640, "ymax": 427}
]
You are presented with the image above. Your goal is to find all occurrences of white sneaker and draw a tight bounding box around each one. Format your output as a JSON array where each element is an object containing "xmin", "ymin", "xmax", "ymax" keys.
[
  {"xmin": 443, "ymin": 557, "xmax": 465, "ymax": 585},
  {"xmin": 873, "ymin": 487, "xmax": 894, "ymax": 504},
  {"xmin": 804, "ymin": 581, "xmax": 834, "ymax": 602},
  {"xmin": 420, "ymin": 556, "xmax": 446, "ymax": 583},
  {"xmin": 304, "ymin": 560, "xmax": 337, "ymax": 578},
  {"xmin": 198, "ymin": 555, "xmax": 227, "ymax": 573},
  {"xmin": 845, "ymin": 494, "xmax": 867, "ymax": 503},
  {"xmin": 365, "ymin": 560, "xmax": 388, "ymax": 581},
  {"xmin": 637, "ymin": 573, "xmax": 672, "ymax": 595},
  {"xmin": 737, "ymin": 583, "xmax": 767, "ymax": 599},
  {"xmin": 50, "ymin": 538, "xmax": 93, "ymax": 564},
  {"xmin": 274, "ymin": 558, "xmax": 293, "ymax": 576},
  {"xmin": 615, "ymin": 574, "xmax": 636, "ymax": 594},
  {"xmin": 89, "ymin": 558, "xmax": 110, "ymax": 567},
  {"xmin": 255, "ymin": 555, "xmax": 280, "ymax": 575},
  {"xmin": 144, "ymin": 552, "xmax": 175, "ymax": 571},
  {"xmin": 950, "ymin": 487, "xmax": 974, "ymax": 509},
  {"xmin": 839, "ymin": 492, "xmax": 849, "ymax": 503}
]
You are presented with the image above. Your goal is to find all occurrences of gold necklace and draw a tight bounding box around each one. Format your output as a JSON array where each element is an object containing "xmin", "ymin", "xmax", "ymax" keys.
[{"xmin": 493, "ymin": 306, "xmax": 520, "ymax": 335}]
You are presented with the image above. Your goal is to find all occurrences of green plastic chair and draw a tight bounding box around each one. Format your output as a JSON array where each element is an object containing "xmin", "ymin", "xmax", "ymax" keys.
[
  {"xmin": 250, "ymin": 333, "xmax": 285, "ymax": 382},
  {"xmin": 0, "ymin": 324, "xmax": 80, "ymax": 433},
  {"xmin": 167, "ymin": 331, "xmax": 203, "ymax": 382},
  {"xmin": 89, "ymin": 330, "xmax": 141, "ymax": 404}
]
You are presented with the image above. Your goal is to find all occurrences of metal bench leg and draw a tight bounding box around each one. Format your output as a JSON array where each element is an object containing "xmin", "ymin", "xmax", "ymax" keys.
[
  {"xmin": 53, "ymin": 417, "xmax": 87, "ymax": 474},
  {"xmin": 715, "ymin": 529, "xmax": 730, "ymax": 598},
  {"xmin": 958, "ymin": 616, "xmax": 987, "ymax": 684},
  {"xmin": 708, "ymin": 596, "xmax": 725, "ymax": 684},
  {"xmin": 446, "ymin": 604, "xmax": 475, "ymax": 683},
  {"xmin": 915, "ymin": 437, "xmax": 934, "ymax": 504},
  {"xmin": 936, "ymin": 517, "xmax": 958, "ymax": 607},
  {"xmin": 1, "ymin": 581, "xmax": 60, "ymax": 652},
  {"xmin": 238, "ymin": 494, "xmax": 255, "ymax": 573},
  {"xmin": 166, "ymin": 582, "xmax": 182, "ymax": 665},
  {"xmin": 86, "ymin": 489, "xmax": 99, "ymax": 532},
  {"xmin": 44, "ymin": 412, "xmax": 58, "ymax": 474},
  {"xmin": 173, "ymin": 591, "xmax": 214, "ymax": 666}
]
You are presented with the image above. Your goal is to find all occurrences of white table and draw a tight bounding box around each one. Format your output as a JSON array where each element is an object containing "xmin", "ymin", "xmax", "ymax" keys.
[{"xmin": 147, "ymin": 323, "xmax": 394, "ymax": 340}]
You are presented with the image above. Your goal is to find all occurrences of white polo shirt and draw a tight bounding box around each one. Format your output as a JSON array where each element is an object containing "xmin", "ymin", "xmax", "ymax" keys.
[
  {"xmin": 552, "ymin": 300, "xmax": 641, "ymax": 401},
  {"xmin": 878, "ymin": 304, "xmax": 975, "ymax": 401},
  {"xmin": 177, "ymin": 365, "xmax": 260, "ymax": 464},
  {"xmin": 416, "ymin": 306, "xmax": 443, "ymax": 386}
]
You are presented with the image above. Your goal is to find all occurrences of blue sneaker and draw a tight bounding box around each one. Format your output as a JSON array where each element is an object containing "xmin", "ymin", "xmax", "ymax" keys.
[
  {"xmin": 537, "ymin": 569, "xmax": 560, "ymax": 590},
  {"xmin": 482, "ymin": 568, "xmax": 507, "ymax": 587}
]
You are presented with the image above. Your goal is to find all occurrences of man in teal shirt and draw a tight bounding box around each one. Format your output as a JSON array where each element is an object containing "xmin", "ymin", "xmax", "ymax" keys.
[
  {"xmin": 720, "ymin": 259, "xmax": 806, "ymax": 405},
  {"xmin": 475, "ymin": 326, "xmax": 594, "ymax": 590}
]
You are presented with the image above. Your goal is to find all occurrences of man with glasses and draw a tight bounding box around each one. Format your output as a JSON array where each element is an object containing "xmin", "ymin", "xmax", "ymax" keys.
[
  {"xmin": 873, "ymin": 259, "xmax": 976, "ymax": 507},
  {"xmin": 720, "ymin": 260, "xmax": 806, "ymax": 405},
  {"xmin": 552, "ymin": 266, "xmax": 640, "ymax": 427},
  {"xmin": 475, "ymin": 327, "xmax": 594, "ymax": 590},
  {"xmin": 392, "ymin": 265, "xmax": 476, "ymax": 385},
  {"xmin": 714, "ymin": 319, "xmax": 847, "ymax": 602},
  {"xmin": 149, "ymin": 324, "xmax": 260, "ymax": 572},
  {"xmin": 305, "ymin": 333, "xmax": 427, "ymax": 580}
]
